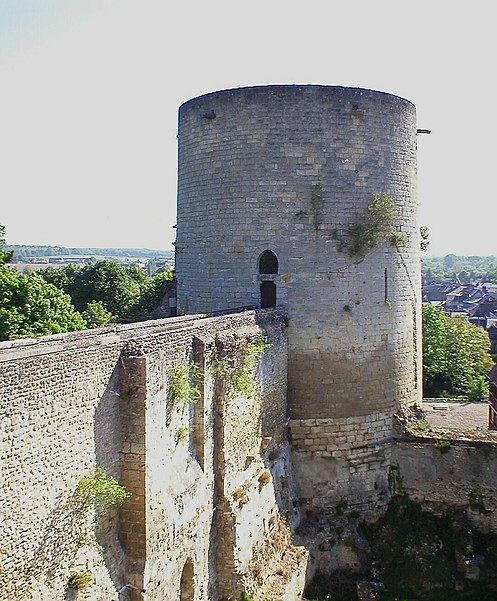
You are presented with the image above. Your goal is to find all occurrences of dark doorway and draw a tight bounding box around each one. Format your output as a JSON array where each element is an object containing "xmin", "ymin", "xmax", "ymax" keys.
[
  {"xmin": 259, "ymin": 250, "xmax": 278, "ymax": 275},
  {"xmin": 260, "ymin": 281, "xmax": 276, "ymax": 308}
]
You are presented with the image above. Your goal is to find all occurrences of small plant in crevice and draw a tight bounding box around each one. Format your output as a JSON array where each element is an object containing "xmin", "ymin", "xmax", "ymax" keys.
[
  {"xmin": 390, "ymin": 232, "xmax": 408, "ymax": 247},
  {"xmin": 258, "ymin": 469, "xmax": 271, "ymax": 485},
  {"xmin": 384, "ymin": 298, "xmax": 393, "ymax": 309},
  {"xmin": 468, "ymin": 489, "xmax": 493, "ymax": 514},
  {"xmin": 167, "ymin": 363, "xmax": 200, "ymax": 407},
  {"xmin": 68, "ymin": 571, "xmax": 92, "ymax": 590},
  {"xmin": 75, "ymin": 468, "xmax": 131, "ymax": 510},
  {"xmin": 434, "ymin": 438, "xmax": 451, "ymax": 454},
  {"xmin": 240, "ymin": 591, "xmax": 253, "ymax": 601},
  {"xmin": 233, "ymin": 487, "xmax": 249, "ymax": 505},
  {"xmin": 175, "ymin": 425, "xmax": 193, "ymax": 444},
  {"xmin": 407, "ymin": 419, "xmax": 432, "ymax": 435}
]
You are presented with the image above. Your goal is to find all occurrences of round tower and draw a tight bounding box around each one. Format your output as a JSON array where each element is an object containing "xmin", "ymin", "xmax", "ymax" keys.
[{"xmin": 176, "ymin": 85, "xmax": 421, "ymax": 512}]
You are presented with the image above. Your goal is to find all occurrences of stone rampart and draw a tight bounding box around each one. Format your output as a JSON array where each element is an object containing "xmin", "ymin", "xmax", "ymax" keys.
[{"xmin": 0, "ymin": 309, "xmax": 306, "ymax": 601}]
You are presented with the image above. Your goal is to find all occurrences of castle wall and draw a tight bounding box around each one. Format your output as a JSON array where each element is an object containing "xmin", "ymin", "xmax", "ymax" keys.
[
  {"xmin": 392, "ymin": 440, "xmax": 497, "ymax": 532},
  {"xmin": 176, "ymin": 85, "xmax": 421, "ymax": 512},
  {"xmin": 0, "ymin": 309, "xmax": 303, "ymax": 601}
]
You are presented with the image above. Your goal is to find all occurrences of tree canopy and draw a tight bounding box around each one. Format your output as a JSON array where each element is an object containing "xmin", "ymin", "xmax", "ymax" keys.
[
  {"xmin": 0, "ymin": 225, "xmax": 13, "ymax": 265},
  {"xmin": 0, "ymin": 267, "xmax": 87, "ymax": 341},
  {"xmin": 38, "ymin": 260, "xmax": 173, "ymax": 320},
  {"xmin": 422, "ymin": 305, "xmax": 494, "ymax": 400},
  {"xmin": 422, "ymin": 255, "xmax": 497, "ymax": 283}
]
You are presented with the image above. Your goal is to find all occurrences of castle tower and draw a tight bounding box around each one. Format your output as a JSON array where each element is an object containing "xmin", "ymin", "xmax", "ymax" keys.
[{"xmin": 176, "ymin": 86, "xmax": 421, "ymax": 513}]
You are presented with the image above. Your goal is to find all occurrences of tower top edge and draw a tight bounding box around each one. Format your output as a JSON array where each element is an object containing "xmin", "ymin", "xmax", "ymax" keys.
[{"xmin": 179, "ymin": 85, "xmax": 415, "ymax": 112}]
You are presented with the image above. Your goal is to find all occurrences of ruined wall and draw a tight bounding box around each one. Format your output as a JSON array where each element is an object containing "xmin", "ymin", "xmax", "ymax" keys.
[
  {"xmin": 0, "ymin": 309, "xmax": 303, "ymax": 601},
  {"xmin": 176, "ymin": 85, "xmax": 421, "ymax": 514},
  {"xmin": 392, "ymin": 439, "xmax": 497, "ymax": 532}
]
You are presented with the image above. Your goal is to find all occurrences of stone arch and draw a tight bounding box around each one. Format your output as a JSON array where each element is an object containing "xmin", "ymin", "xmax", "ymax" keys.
[
  {"xmin": 258, "ymin": 250, "xmax": 278, "ymax": 275},
  {"xmin": 180, "ymin": 558, "xmax": 195, "ymax": 601}
]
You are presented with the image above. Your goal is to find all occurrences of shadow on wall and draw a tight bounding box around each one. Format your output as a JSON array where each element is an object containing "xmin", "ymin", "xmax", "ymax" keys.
[{"xmin": 94, "ymin": 362, "xmax": 128, "ymax": 592}]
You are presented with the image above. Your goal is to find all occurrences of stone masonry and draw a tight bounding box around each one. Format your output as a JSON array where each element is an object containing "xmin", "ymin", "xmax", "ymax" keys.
[
  {"xmin": 176, "ymin": 85, "xmax": 421, "ymax": 512},
  {"xmin": 0, "ymin": 309, "xmax": 307, "ymax": 601}
]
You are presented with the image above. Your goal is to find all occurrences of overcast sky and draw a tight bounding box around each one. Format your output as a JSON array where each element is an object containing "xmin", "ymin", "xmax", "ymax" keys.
[{"xmin": 0, "ymin": 1, "xmax": 494, "ymax": 255}]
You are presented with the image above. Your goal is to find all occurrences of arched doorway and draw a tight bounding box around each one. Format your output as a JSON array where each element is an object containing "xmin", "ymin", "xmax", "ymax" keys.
[{"xmin": 180, "ymin": 558, "xmax": 195, "ymax": 601}]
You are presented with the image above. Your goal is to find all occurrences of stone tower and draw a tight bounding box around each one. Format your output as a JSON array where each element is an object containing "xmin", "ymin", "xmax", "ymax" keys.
[{"xmin": 176, "ymin": 85, "xmax": 421, "ymax": 513}]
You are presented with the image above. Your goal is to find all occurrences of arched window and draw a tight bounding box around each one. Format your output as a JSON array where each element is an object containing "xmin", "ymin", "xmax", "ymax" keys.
[
  {"xmin": 180, "ymin": 558, "xmax": 195, "ymax": 601},
  {"xmin": 259, "ymin": 250, "xmax": 278, "ymax": 275}
]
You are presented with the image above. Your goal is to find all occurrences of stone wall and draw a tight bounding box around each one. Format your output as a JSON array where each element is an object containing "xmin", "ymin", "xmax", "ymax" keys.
[
  {"xmin": 0, "ymin": 309, "xmax": 305, "ymax": 601},
  {"xmin": 289, "ymin": 410, "xmax": 393, "ymax": 516},
  {"xmin": 392, "ymin": 439, "xmax": 497, "ymax": 532}
]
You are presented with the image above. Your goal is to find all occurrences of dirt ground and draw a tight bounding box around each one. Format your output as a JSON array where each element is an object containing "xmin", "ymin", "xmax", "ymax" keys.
[
  {"xmin": 423, "ymin": 400, "xmax": 489, "ymax": 430},
  {"xmin": 421, "ymin": 399, "xmax": 497, "ymax": 442}
]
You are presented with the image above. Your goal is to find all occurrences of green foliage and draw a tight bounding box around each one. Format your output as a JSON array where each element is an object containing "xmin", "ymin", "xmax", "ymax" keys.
[
  {"xmin": 240, "ymin": 591, "xmax": 253, "ymax": 601},
  {"xmin": 422, "ymin": 305, "xmax": 494, "ymax": 399},
  {"xmin": 175, "ymin": 426, "xmax": 193, "ymax": 444},
  {"xmin": 75, "ymin": 468, "xmax": 131, "ymax": 509},
  {"xmin": 408, "ymin": 419, "xmax": 432, "ymax": 435},
  {"xmin": 420, "ymin": 225, "xmax": 430, "ymax": 251},
  {"xmin": 39, "ymin": 261, "xmax": 174, "ymax": 320},
  {"xmin": 422, "ymin": 254, "xmax": 497, "ymax": 283},
  {"xmin": 345, "ymin": 192, "xmax": 402, "ymax": 256},
  {"xmin": 0, "ymin": 266, "xmax": 87, "ymax": 341},
  {"xmin": 215, "ymin": 334, "xmax": 271, "ymax": 397},
  {"xmin": 80, "ymin": 300, "xmax": 116, "ymax": 328},
  {"xmin": 0, "ymin": 225, "xmax": 13, "ymax": 264},
  {"xmin": 68, "ymin": 571, "xmax": 92, "ymax": 590},
  {"xmin": 167, "ymin": 364, "xmax": 200, "ymax": 406},
  {"xmin": 468, "ymin": 489, "xmax": 487, "ymax": 512},
  {"xmin": 434, "ymin": 438, "xmax": 451, "ymax": 453}
]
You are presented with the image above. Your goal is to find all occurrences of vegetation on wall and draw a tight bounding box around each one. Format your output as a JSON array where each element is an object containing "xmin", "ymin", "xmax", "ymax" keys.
[
  {"xmin": 167, "ymin": 363, "xmax": 200, "ymax": 407},
  {"xmin": 422, "ymin": 305, "xmax": 494, "ymax": 399},
  {"xmin": 345, "ymin": 192, "xmax": 406, "ymax": 257},
  {"xmin": 75, "ymin": 468, "xmax": 131, "ymax": 509},
  {"xmin": 215, "ymin": 334, "xmax": 271, "ymax": 397}
]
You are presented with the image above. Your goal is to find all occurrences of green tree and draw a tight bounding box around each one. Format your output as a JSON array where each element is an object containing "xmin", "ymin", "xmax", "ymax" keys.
[
  {"xmin": 39, "ymin": 261, "xmax": 173, "ymax": 320},
  {"xmin": 131, "ymin": 269, "xmax": 174, "ymax": 317},
  {"xmin": 0, "ymin": 225, "xmax": 13, "ymax": 264},
  {"xmin": 80, "ymin": 300, "xmax": 116, "ymax": 328},
  {"xmin": 40, "ymin": 260, "xmax": 141, "ymax": 317},
  {"xmin": 0, "ymin": 267, "xmax": 87, "ymax": 341},
  {"xmin": 422, "ymin": 305, "xmax": 494, "ymax": 399}
]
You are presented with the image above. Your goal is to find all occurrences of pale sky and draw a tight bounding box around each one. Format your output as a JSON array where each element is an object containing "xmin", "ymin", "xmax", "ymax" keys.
[{"xmin": 0, "ymin": 1, "xmax": 494, "ymax": 255}]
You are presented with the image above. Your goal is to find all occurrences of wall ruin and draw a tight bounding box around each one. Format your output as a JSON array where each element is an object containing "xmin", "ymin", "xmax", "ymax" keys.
[{"xmin": 0, "ymin": 309, "xmax": 307, "ymax": 601}]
